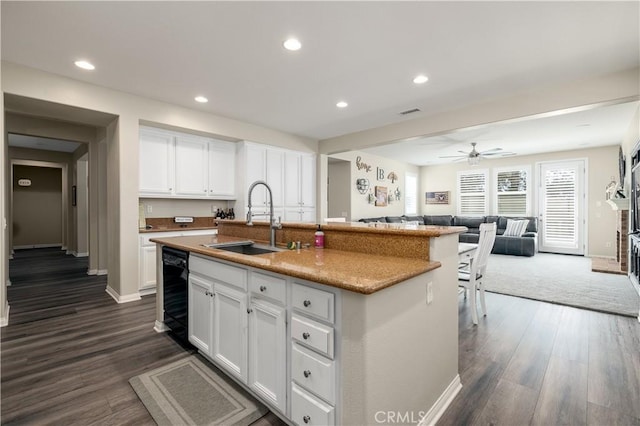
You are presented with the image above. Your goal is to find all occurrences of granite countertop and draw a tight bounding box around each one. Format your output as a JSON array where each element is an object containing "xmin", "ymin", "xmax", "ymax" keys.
[{"xmin": 150, "ymin": 234, "xmax": 441, "ymax": 295}]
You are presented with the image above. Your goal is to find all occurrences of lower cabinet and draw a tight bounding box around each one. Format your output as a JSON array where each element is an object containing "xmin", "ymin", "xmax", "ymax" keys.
[
  {"xmin": 212, "ymin": 283, "xmax": 248, "ymax": 382},
  {"xmin": 188, "ymin": 255, "xmax": 338, "ymax": 424},
  {"xmin": 248, "ymin": 298, "xmax": 287, "ymax": 412}
]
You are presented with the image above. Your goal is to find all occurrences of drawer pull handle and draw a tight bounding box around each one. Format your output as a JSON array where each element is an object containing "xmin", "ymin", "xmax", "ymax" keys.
[
  {"xmin": 303, "ymin": 369, "xmax": 311, "ymax": 378},
  {"xmin": 247, "ymin": 308, "xmax": 253, "ymax": 314},
  {"xmin": 303, "ymin": 415, "xmax": 311, "ymax": 424},
  {"xmin": 260, "ymin": 285, "xmax": 267, "ymax": 292},
  {"xmin": 302, "ymin": 332, "xmax": 310, "ymax": 340},
  {"xmin": 303, "ymin": 300, "xmax": 311, "ymax": 307}
]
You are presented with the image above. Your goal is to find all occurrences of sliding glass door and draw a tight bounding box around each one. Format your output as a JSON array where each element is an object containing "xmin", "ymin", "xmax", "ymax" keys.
[{"xmin": 538, "ymin": 160, "xmax": 586, "ymax": 255}]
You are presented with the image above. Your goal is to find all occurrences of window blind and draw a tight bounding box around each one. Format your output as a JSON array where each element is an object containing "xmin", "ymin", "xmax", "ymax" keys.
[
  {"xmin": 496, "ymin": 169, "xmax": 528, "ymax": 215},
  {"xmin": 405, "ymin": 173, "xmax": 417, "ymax": 215},
  {"xmin": 458, "ymin": 171, "xmax": 487, "ymax": 215},
  {"xmin": 543, "ymin": 169, "xmax": 577, "ymax": 245}
]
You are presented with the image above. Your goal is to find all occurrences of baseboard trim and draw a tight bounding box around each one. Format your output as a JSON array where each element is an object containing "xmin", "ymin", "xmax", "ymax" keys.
[
  {"xmin": 75, "ymin": 252, "xmax": 89, "ymax": 258},
  {"xmin": 105, "ymin": 286, "xmax": 142, "ymax": 304},
  {"xmin": 0, "ymin": 303, "xmax": 10, "ymax": 327},
  {"xmin": 13, "ymin": 244, "xmax": 62, "ymax": 250},
  {"xmin": 154, "ymin": 320, "xmax": 170, "ymax": 333},
  {"xmin": 97, "ymin": 269, "xmax": 108, "ymax": 276},
  {"xmin": 6, "ymin": 279, "xmax": 12, "ymax": 287},
  {"xmin": 87, "ymin": 269, "xmax": 97, "ymax": 276},
  {"xmin": 139, "ymin": 287, "xmax": 157, "ymax": 297},
  {"xmin": 418, "ymin": 374, "xmax": 462, "ymax": 426}
]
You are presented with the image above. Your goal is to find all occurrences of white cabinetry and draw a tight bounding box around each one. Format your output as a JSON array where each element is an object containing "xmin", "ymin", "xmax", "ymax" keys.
[
  {"xmin": 188, "ymin": 273, "xmax": 214, "ymax": 354},
  {"xmin": 188, "ymin": 255, "xmax": 337, "ymax": 424},
  {"xmin": 238, "ymin": 142, "xmax": 315, "ymax": 223},
  {"xmin": 139, "ymin": 229, "xmax": 216, "ymax": 295},
  {"xmin": 139, "ymin": 128, "xmax": 174, "ymax": 196},
  {"xmin": 139, "ymin": 126, "xmax": 236, "ymax": 199},
  {"xmin": 174, "ymin": 135, "xmax": 209, "ymax": 197},
  {"xmin": 248, "ymin": 272, "xmax": 287, "ymax": 412}
]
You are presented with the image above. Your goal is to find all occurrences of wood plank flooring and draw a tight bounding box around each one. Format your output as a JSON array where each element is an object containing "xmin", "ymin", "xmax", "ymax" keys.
[{"xmin": 2, "ymin": 248, "xmax": 639, "ymax": 425}]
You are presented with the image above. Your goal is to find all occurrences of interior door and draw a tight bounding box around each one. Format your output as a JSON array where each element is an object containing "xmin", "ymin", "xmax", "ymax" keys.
[{"xmin": 538, "ymin": 160, "xmax": 586, "ymax": 255}]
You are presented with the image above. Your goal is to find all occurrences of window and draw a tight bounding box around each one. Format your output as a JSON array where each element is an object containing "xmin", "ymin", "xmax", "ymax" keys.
[
  {"xmin": 494, "ymin": 166, "xmax": 531, "ymax": 215},
  {"xmin": 457, "ymin": 169, "xmax": 488, "ymax": 216},
  {"xmin": 405, "ymin": 172, "xmax": 417, "ymax": 215}
]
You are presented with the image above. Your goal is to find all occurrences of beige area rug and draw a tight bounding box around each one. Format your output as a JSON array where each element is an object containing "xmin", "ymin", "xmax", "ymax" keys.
[
  {"xmin": 130, "ymin": 356, "xmax": 268, "ymax": 426},
  {"xmin": 484, "ymin": 253, "xmax": 640, "ymax": 317}
]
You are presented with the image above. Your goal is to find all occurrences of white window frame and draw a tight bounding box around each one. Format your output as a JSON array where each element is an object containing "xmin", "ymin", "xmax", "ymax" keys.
[
  {"xmin": 404, "ymin": 172, "xmax": 418, "ymax": 215},
  {"xmin": 493, "ymin": 165, "xmax": 532, "ymax": 216},
  {"xmin": 457, "ymin": 169, "xmax": 489, "ymax": 216}
]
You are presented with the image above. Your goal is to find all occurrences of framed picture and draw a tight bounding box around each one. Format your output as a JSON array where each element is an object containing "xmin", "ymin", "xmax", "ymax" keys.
[
  {"xmin": 375, "ymin": 186, "xmax": 388, "ymax": 206},
  {"xmin": 72, "ymin": 185, "xmax": 77, "ymax": 206},
  {"xmin": 426, "ymin": 191, "xmax": 449, "ymax": 205}
]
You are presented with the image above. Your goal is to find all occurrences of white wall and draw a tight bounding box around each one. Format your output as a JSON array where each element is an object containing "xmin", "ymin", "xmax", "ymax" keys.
[
  {"xmin": 420, "ymin": 145, "xmax": 620, "ymax": 257},
  {"xmin": 327, "ymin": 159, "xmax": 351, "ymax": 220},
  {"xmin": 329, "ymin": 150, "xmax": 419, "ymax": 220},
  {"xmin": 1, "ymin": 61, "xmax": 317, "ymax": 305}
]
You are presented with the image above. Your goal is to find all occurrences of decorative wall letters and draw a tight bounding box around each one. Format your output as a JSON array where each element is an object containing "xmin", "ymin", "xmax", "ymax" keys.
[{"xmin": 356, "ymin": 156, "xmax": 372, "ymax": 173}]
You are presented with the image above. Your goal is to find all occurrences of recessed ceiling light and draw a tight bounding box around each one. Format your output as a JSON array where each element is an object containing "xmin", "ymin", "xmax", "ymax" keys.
[
  {"xmin": 194, "ymin": 96, "xmax": 208, "ymax": 103},
  {"xmin": 336, "ymin": 101, "xmax": 348, "ymax": 108},
  {"xmin": 283, "ymin": 38, "xmax": 302, "ymax": 51},
  {"xmin": 413, "ymin": 74, "xmax": 429, "ymax": 84},
  {"xmin": 74, "ymin": 60, "xmax": 95, "ymax": 70}
]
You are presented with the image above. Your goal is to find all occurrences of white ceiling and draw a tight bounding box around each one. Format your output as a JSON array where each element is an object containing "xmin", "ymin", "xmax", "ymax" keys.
[
  {"xmin": 8, "ymin": 134, "xmax": 82, "ymax": 153},
  {"xmin": 1, "ymin": 1, "xmax": 639, "ymax": 161}
]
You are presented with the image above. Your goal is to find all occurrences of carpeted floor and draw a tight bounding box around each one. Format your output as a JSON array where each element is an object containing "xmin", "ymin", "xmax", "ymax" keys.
[{"xmin": 483, "ymin": 252, "xmax": 640, "ymax": 317}]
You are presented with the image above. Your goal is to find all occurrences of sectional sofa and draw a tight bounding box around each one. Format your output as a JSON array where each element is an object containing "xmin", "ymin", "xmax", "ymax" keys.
[{"xmin": 358, "ymin": 214, "xmax": 538, "ymax": 257}]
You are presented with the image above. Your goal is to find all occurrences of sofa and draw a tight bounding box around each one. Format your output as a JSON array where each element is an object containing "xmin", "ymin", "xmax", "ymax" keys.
[{"xmin": 358, "ymin": 215, "xmax": 538, "ymax": 257}]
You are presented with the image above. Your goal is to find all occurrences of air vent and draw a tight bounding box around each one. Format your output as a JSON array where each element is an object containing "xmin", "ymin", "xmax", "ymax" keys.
[{"xmin": 399, "ymin": 108, "xmax": 421, "ymax": 115}]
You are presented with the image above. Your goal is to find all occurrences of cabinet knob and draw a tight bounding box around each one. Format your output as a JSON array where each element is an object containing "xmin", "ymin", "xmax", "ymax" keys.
[
  {"xmin": 247, "ymin": 308, "xmax": 253, "ymax": 314},
  {"xmin": 303, "ymin": 415, "xmax": 311, "ymax": 424},
  {"xmin": 303, "ymin": 300, "xmax": 311, "ymax": 307},
  {"xmin": 302, "ymin": 332, "xmax": 310, "ymax": 340},
  {"xmin": 260, "ymin": 285, "xmax": 267, "ymax": 292},
  {"xmin": 303, "ymin": 369, "xmax": 311, "ymax": 378}
]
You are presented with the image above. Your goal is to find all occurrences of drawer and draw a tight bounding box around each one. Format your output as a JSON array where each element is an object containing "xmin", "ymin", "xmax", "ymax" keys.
[
  {"xmin": 291, "ymin": 383, "xmax": 335, "ymax": 426},
  {"xmin": 292, "ymin": 344, "xmax": 335, "ymax": 404},
  {"xmin": 292, "ymin": 283, "xmax": 334, "ymax": 323},
  {"xmin": 190, "ymin": 255, "xmax": 247, "ymax": 290},
  {"xmin": 249, "ymin": 272, "xmax": 286, "ymax": 304},
  {"xmin": 291, "ymin": 315, "xmax": 334, "ymax": 359}
]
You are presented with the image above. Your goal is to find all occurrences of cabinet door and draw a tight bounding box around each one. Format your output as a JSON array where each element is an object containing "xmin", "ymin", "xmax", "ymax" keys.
[
  {"xmin": 284, "ymin": 152, "xmax": 301, "ymax": 207},
  {"xmin": 284, "ymin": 208, "xmax": 302, "ymax": 223},
  {"xmin": 208, "ymin": 140, "xmax": 236, "ymax": 198},
  {"xmin": 246, "ymin": 144, "xmax": 267, "ymax": 207},
  {"xmin": 300, "ymin": 208, "xmax": 316, "ymax": 223},
  {"xmin": 188, "ymin": 274, "xmax": 214, "ymax": 355},
  {"xmin": 174, "ymin": 136, "xmax": 209, "ymax": 196},
  {"xmin": 266, "ymin": 149, "xmax": 284, "ymax": 207},
  {"xmin": 213, "ymin": 283, "xmax": 248, "ymax": 382},
  {"xmin": 139, "ymin": 244, "xmax": 157, "ymax": 291},
  {"xmin": 300, "ymin": 154, "xmax": 316, "ymax": 208},
  {"xmin": 248, "ymin": 298, "xmax": 287, "ymax": 413},
  {"xmin": 139, "ymin": 129, "xmax": 174, "ymax": 195}
]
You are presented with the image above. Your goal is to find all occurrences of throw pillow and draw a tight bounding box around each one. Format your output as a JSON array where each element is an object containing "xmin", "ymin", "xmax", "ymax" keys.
[{"xmin": 504, "ymin": 219, "xmax": 529, "ymax": 237}]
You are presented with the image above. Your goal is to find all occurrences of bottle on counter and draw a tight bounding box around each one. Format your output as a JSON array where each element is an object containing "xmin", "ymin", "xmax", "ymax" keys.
[
  {"xmin": 314, "ymin": 225, "xmax": 325, "ymax": 248},
  {"xmin": 229, "ymin": 208, "xmax": 235, "ymax": 220}
]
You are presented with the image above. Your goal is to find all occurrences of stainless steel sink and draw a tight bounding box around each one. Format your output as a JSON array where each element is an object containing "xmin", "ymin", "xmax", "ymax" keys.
[{"xmin": 202, "ymin": 241, "xmax": 283, "ymax": 255}]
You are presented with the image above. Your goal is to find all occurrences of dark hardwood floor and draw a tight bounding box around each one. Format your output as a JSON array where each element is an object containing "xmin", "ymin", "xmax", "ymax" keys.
[{"xmin": 2, "ymin": 248, "xmax": 639, "ymax": 425}]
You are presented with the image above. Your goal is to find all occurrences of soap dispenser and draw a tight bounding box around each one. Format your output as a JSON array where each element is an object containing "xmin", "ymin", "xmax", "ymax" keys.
[{"xmin": 314, "ymin": 225, "xmax": 325, "ymax": 248}]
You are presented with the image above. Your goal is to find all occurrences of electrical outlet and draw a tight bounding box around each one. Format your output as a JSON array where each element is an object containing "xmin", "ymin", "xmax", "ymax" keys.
[
  {"xmin": 146, "ymin": 205, "xmax": 152, "ymax": 214},
  {"xmin": 426, "ymin": 282, "xmax": 433, "ymax": 304},
  {"xmin": 212, "ymin": 204, "xmax": 217, "ymax": 213}
]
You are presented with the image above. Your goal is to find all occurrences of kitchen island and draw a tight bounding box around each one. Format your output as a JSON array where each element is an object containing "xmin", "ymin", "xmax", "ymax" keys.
[{"xmin": 151, "ymin": 221, "xmax": 465, "ymax": 425}]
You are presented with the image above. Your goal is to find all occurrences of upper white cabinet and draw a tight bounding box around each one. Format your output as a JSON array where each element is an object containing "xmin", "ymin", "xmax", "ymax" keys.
[
  {"xmin": 238, "ymin": 142, "xmax": 316, "ymax": 223},
  {"xmin": 139, "ymin": 126, "xmax": 236, "ymax": 199},
  {"xmin": 139, "ymin": 129, "xmax": 174, "ymax": 196},
  {"xmin": 175, "ymin": 135, "xmax": 209, "ymax": 197}
]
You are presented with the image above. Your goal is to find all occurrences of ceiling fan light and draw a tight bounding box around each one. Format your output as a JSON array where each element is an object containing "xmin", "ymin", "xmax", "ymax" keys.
[{"xmin": 468, "ymin": 156, "xmax": 480, "ymax": 166}]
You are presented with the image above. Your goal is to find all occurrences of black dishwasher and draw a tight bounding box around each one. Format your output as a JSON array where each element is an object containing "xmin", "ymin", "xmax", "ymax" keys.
[{"xmin": 162, "ymin": 246, "xmax": 189, "ymax": 344}]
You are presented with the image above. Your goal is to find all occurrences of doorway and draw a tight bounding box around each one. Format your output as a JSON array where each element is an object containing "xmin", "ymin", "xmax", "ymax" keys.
[
  {"xmin": 12, "ymin": 163, "xmax": 64, "ymax": 249},
  {"xmin": 537, "ymin": 159, "xmax": 586, "ymax": 255},
  {"xmin": 327, "ymin": 157, "xmax": 351, "ymax": 221}
]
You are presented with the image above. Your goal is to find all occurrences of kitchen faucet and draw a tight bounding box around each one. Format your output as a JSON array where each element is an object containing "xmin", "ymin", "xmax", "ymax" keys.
[{"xmin": 246, "ymin": 180, "xmax": 282, "ymax": 247}]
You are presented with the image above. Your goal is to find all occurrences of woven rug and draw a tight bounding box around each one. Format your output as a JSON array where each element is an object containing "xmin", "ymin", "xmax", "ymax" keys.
[
  {"xmin": 483, "ymin": 253, "xmax": 639, "ymax": 317},
  {"xmin": 130, "ymin": 356, "xmax": 268, "ymax": 426}
]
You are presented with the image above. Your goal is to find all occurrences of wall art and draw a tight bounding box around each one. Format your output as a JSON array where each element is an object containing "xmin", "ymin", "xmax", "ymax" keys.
[
  {"xmin": 426, "ymin": 191, "xmax": 449, "ymax": 205},
  {"xmin": 375, "ymin": 186, "xmax": 388, "ymax": 206}
]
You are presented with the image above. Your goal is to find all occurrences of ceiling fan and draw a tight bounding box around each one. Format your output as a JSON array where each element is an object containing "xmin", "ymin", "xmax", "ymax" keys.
[{"xmin": 439, "ymin": 142, "xmax": 516, "ymax": 165}]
